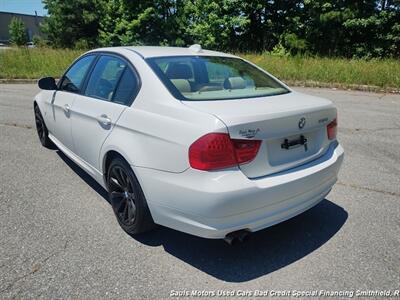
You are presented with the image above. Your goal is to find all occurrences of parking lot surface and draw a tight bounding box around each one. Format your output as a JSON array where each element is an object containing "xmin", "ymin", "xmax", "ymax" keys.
[{"xmin": 0, "ymin": 84, "xmax": 399, "ymax": 299}]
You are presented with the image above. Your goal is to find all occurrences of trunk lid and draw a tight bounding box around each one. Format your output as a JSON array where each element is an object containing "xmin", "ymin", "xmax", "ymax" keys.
[{"xmin": 183, "ymin": 91, "xmax": 336, "ymax": 178}]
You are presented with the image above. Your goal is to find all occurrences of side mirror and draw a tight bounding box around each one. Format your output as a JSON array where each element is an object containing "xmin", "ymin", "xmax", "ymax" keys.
[{"xmin": 38, "ymin": 77, "xmax": 57, "ymax": 90}]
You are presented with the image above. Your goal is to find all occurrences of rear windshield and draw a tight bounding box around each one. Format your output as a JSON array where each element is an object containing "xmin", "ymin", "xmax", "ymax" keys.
[{"xmin": 146, "ymin": 56, "xmax": 290, "ymax": 101}]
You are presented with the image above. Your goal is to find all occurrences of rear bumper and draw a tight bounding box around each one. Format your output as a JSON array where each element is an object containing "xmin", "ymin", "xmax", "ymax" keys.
[{"xmin": 134, "ymin": 142, "xmax": 344, "ymax": 239}]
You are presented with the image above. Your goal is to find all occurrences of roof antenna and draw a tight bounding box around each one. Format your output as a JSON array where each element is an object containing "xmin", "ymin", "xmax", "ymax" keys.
[{"xmin": 189, "ymin": 44, "xmax": 202, "ymax": 53}]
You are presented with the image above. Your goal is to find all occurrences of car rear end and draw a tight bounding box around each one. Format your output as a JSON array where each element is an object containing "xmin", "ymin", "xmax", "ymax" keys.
[
  {"xmin": 137, "ymin": 52, "xmax": 344, "ymax": 238},
  {"xmin": 137, "ymin": 98, "xmax": 343, "ymax": 238}
]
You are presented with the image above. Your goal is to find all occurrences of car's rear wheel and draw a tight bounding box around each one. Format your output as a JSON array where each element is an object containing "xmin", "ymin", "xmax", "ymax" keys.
[
  {"xmin": 34, "ymin": 104, "xmax": 55, "ymax": 148},
  {"xmin": 107, "ymin": 157, "xmax": 155, "ymax": 235}
]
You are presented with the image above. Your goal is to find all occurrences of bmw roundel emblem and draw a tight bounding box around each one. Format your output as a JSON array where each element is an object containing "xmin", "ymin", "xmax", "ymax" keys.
[{"xmin": 298, "ymin": 117, "xmax": 306, "ymax": 129}]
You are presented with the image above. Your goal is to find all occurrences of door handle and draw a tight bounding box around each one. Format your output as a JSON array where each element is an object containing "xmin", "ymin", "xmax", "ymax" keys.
[
  {"xmin": 63, "ymin": 104, "xmax": 70, "ymax": 114},
  {"xmin": 96, "ymin": 114, "xmax": 112, "ymax": 126}
]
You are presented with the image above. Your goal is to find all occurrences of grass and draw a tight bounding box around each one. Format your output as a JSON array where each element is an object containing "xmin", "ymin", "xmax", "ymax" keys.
[
  {"xmin": 0, "ymin": 47, "xmax": 399, "ymax": 90},
  {"xmin": 0, "ymin": 47, "xmax": 84, "ymax": 79},
  {"xmin": 241, "ymin": 53, "xmax": 400, "ymax": 90}
]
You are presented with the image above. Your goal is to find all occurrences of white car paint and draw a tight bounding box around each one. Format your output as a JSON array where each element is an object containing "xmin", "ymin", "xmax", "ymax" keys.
[{"xmin": 34, "ymin": 46, "xmax": 344, "ymax": 239}]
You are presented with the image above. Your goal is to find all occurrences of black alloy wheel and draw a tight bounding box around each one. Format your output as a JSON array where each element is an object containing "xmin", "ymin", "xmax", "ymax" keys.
[
  {"xmin": 109, "ymin": 165, "xmax": 137, "ymax": 226},
  {"xmin": 107, "ymin": 157, "xmax": 155, "ymax": 235},
  {"xmin": 34, "ymin": 104, "xmax": 55, "ymax": 148}
]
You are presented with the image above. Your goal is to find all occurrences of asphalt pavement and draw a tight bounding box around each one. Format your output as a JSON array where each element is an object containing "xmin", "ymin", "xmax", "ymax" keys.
[{"xmin": 0, "ymin": 84, "xmax": 399, "ymax": 299}]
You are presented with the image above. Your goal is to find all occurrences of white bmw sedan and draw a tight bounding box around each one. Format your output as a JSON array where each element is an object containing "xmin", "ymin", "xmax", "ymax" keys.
[{"xmin": 34, "ymin": 45, "xmax": 344, "ymax": 240}]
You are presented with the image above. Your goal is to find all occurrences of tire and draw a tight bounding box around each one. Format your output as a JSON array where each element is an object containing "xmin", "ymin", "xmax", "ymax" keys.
[
  {"xmin": 107, "ymin": 157, "xmax": 155, "ymax": 235},
  {"xmin": 34, "ymin": 104, "xmax": 55, "ymax": 149}
]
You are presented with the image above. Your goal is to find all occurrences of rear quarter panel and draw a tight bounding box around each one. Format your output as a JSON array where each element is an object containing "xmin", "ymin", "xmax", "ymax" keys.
[{"xmin": 102, "ymin": 103, "xmax": 227, "ymax": 173}]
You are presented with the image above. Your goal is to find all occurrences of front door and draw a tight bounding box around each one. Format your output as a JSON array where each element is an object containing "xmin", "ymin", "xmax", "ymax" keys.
[
  {"xmin": 47, "ymin": 91, "xmax": 76, "ymax": 150},
  {"xmin": 47, "ymin": 55, "xmax": 96, "ymax": 151},
  {"xmin": 70, "ymin": 54, "xmax": 139, "ymax": 174}
]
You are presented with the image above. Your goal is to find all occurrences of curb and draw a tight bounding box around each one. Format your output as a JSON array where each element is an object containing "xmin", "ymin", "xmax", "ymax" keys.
[
  {"xmin": 0, "ymin": 79, "xmax": 39, "ymax": 84},
  {"xmin": 1, "ymin": 78, "xmax": 399, "ymax": 94},
  {"xmin": 285, "ymin": 80, "xmax": 400, "ymax": 94}
]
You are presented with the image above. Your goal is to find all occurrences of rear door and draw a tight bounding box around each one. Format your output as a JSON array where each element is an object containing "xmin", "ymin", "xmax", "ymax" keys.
[
  {"xmin": 46, "ymin": 54, "xmax": 96, "ymax": 151},
  {"xmin": 70, "ymin": 54, "xmax": 140, "ymax": 174}
]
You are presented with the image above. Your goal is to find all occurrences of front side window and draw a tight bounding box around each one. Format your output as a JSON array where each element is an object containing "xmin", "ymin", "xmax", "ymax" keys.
[
  {"xmin": 85, "ymin": 55, "xmax": 127, "ymax": 101},
  {"xmin": 147, "ymin": 56, "xmax": 290, "ymax": 101},
  {"xmin": 60, "ymin": 55, "xmax": 95, "ymax": 93}
]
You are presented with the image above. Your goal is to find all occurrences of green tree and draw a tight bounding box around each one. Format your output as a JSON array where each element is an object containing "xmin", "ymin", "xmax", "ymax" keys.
[
  {"xmin": 298, "ymin": 0, "xmax": 400, "ymax": 58},
  {"xmin": 32, "ymin": 35, "xmax": 48, "ymax": 47},
  {"xmin": 346, "ymin": 0, "xmax": 400, "ymax": 58},
  {"xmin": 42, "ymin": 0, "xmax": 103, "ymax": 48},
  {"xmin": 40, "ymin": 0, "xmax": 400, "ymax": 58},
  {"xmin": 182, "ymin": 0, "xmax": 249, "ymax": 50},
  {"xmin": 9, "ymin": 17, "xmax": 28, "ymax": 46},
  {"xmin": 98, "ymin": 0, "xmax": 187, "ymax": 47},
  {"xmin": 238, "ymin": 1, "xmax": 305, "ymax": 52}
]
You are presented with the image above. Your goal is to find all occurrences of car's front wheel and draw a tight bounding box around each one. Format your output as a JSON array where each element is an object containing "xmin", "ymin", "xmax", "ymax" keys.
[
  {"xmin": 107, "ymin": 157, "xmax": 155, "ymax": 235},
  {"xmin": 34, "ymin": 104, "xmax": 55, "ymax": 148}
]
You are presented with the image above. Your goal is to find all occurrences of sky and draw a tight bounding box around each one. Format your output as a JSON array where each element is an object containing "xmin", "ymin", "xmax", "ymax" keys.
[{"xmin": 0, "ymin": 0, "xmax": 47, "ymax": 16}]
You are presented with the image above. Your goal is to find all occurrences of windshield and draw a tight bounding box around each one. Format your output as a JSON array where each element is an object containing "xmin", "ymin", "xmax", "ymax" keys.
[{"xmin": 146, "ymin": 56, "xmax": 290, "ymax": 101}]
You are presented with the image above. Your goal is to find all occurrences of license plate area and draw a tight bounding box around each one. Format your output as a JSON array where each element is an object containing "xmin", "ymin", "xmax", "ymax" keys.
[
  {"xmin": 281, "ymin": 135, "xmax": 308, "ymax": 151},
  {"xmin": 266, "ymin": 129, "xmax": 323, "ymax": 167}
]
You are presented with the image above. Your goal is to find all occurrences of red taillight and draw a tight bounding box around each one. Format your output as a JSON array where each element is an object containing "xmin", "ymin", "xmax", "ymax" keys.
[
  {"xmin": 231, "ymin": 139, "xmax": 262, "ymax": 164},
  {"xmin": 189, "ymin": 133, "xmax": 236, "ymax": 170},
  {"xmin": 327, "ymin": 118, "xmax": 337, "ymax": 140},
  {"xmin": 189, "ymin": 133, "xmax": 261, "ymax": 171}
]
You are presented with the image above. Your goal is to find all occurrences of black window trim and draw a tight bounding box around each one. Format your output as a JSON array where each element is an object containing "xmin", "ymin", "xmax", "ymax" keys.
[
  {"xmin": 81, "ymin": 51, "xmax": 142, "ymax": 107},
  {"xmin": 57, "ymin": 51, "xmax": 142, "ymax": 107},
  {"xmin": 57, "ymin": 53, "xmax": 98, "ymax": 94},
  {"xmin": 80, "ymin": 54, "xmax": 101, "ymax": 96}
]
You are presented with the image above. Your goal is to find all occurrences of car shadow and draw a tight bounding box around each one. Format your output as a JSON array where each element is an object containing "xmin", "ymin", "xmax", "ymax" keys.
[
  {"xmin": 56, "ymin": 150, "xmax": 109, "ymax": 203},
  {"xmin": 56, "ymin": 150, "xmax": 348, "ymax": 282},
  {"xmin": 135, "ymin": 199, "xmax": 347, "ymax": 282}
]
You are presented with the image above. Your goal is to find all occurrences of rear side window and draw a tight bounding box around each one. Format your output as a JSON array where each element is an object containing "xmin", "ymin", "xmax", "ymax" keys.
[
  {"xmin": 60, "ymin": 55, "xmax": 95, "ymax": 93},
  {"xmin": 85, "ymin": 55, "xmax": 126, "ymax": 101},
  {"xmin": 112, "ymin": 67, "xmax": 138, "ymax": 105}
]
